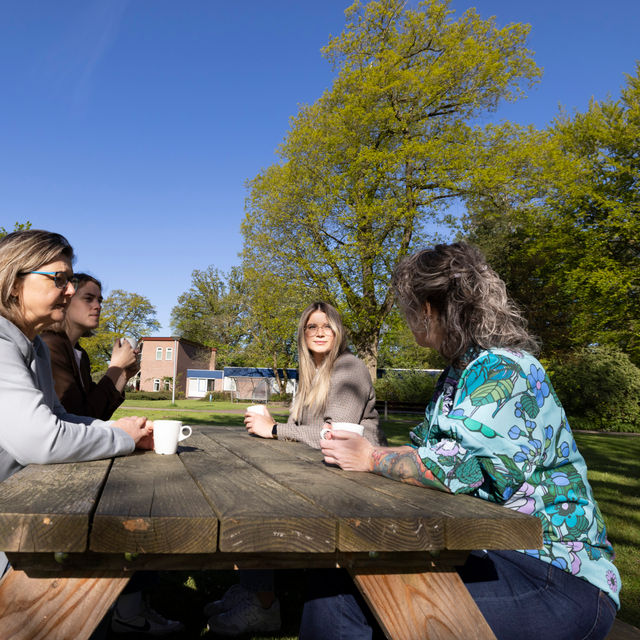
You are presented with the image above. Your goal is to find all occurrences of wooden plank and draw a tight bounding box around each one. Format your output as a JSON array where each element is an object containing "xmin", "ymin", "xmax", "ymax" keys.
[
  {"xmin": 7, "ymin": 550, "xmax": 453, "ymax": 575},
  {"xmin": 178, "ymin": 432, "xmax": 335, "ymax": 553},
  {"xmin": 90, "ymin": 449, "xmax": 218, "ymax": 553},
  {"xmin": 218, "ymin": 426, "xmax": 543, "ymax": 551},
  {"xmin": 204, "ymin": 427, "xmax": 446, "ymax": 552},
  {"xmin": 0, "ymin": 460, "xmax": 111, "ymax": 552},
  {"xmin": 352, "ymin": 567, "xmax": 497, "ymax": 640},
  {"xmin": 0, "ymin": 567, "xmax": 128, "ymax": 640}
]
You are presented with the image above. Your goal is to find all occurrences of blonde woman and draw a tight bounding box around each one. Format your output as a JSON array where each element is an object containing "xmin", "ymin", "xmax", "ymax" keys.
[
  {"xmin": 244, "ymin": 301, "xmax": 385, "ymax": 449},
  {"xmin": 206, "ymin": 302, "xmax": 386, "ymax": 637}
]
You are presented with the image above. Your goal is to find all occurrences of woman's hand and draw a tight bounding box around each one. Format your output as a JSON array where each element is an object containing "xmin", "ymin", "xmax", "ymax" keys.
[
  {"xmin": 109, "ymin": 339, "xmax": 137, "ymax": 370},
  {"xmin": 320, "ymin": 431, "xmax": 374, "ymax": 471},
  {"xmin": 244, "ymin": 408, "xmax": 276, "ymax": 438},
  {"xmin": 112, "ymin": 416, "xmax": 154, "ymax": 449}
]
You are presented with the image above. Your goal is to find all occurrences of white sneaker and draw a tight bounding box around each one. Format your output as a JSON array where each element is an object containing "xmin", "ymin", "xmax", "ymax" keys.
[
  {"xmin": 203, "ymin": 583, "xmax": 252, "ymax": 617},
  {"xmin": 207, "ymin": 595, "xmax": 281, "ymax": 637},
  {"xmin": 111, "ymin": 599, "xmax": 185, "ymax": 636}
]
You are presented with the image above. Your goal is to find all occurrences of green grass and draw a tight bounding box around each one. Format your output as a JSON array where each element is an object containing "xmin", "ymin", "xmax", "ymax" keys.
[{"xmin": 107, "ymin": 405, "xmax": 640, "ymax": 637}]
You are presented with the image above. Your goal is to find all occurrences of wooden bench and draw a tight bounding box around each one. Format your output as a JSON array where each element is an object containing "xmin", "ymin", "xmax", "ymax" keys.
[{"xmin": 607, "ymin": 619, "xmax": 640, "ymax": 640}]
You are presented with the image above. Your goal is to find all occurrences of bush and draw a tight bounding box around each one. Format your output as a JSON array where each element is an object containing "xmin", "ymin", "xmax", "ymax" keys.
[
  {"xmin": 374, "ymin": 370, "xmax": 438, "ymax": 406},
  {"xmin": 198, "ymin": 391, "xmax": 234, "ymax": 402},
  {"xmin": 269, "ymin": 393, "xmax": 293, "ymax": 404},
  {"xmin": 126, "ymin": 390, "xmax": 174, "ymax": 401},
  {"xmin": 545, "ymin": 345, "xmax": 640, "ymax": 432}
]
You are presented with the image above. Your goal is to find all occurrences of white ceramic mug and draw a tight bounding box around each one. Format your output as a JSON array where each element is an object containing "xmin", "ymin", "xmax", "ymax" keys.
[
  {"xmin": 320, "ymin": 422, "xmax": 365, "ymax": 440},
  {"xmin": 120, "ymin": 336, "xmax": 138, "ymax": 349},
  {"xmin": 246, "ymin": 404, "xmax": 267, "ymax": 416},
  {"xmin": 153, "ymin": 420, "xmax": 192, "ymax": 455}
]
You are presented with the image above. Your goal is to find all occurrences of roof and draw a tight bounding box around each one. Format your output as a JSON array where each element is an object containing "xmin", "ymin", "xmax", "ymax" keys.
[
  {"xmin": 186, "ymin": 369, "xmax": 224, "ymax": 379},
  {"xmin": 223, "ymin": 367, "xmax": 299, "ymax": 380},
  {"xmin": 140, "ymin": 336, "xmax": 216, "ymax": 351}
]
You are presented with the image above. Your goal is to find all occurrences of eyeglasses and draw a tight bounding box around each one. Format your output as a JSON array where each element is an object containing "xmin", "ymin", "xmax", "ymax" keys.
[
  {"xmin": 304, "ymin": 323, "xmax": 334, "ymax": 336},
  {"xmin": 20, "ymin": 271, "xmax": 79, "ymax": 289}
]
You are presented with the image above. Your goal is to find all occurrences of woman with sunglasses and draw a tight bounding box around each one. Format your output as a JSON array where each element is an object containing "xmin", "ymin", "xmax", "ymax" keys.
[
  {"xmin": 206, "ymin": 301, "xmax": 387, "ymax": 637},
  {"xmin": 0, "ymin": 230, "xmax": 153, "ymax": 575},
  {"xmin": 41, "ymin": 273, "xmax": 139, "ymax": 421}
]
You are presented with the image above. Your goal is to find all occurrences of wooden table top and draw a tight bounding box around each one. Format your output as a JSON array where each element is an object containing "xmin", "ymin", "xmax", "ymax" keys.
[{"xmin": 0, "ymin": 426, "xmax": 542, "ymax": 565}]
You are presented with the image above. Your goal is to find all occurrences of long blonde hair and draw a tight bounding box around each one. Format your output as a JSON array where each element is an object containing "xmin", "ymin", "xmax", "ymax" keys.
[
  {"xmin": 290, "ymin": 301, "xmax": 348, "ymax": 422},
  {"xmin": 392, "ymin": 243, "xmax": 539, "ymax": 364}
]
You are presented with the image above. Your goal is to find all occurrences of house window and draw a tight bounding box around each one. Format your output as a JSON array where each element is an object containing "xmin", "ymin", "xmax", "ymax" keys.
[
  {"xmin": 166, "ymin": 347, "xmax": 173, "ymax": 361},
  {"xmin": 163, "ymin": 379, "xmax": 171, "ymax": 391},
  {"xmin": 156, "ymin": 347, "xmax": 162, "ymax": 360},
  {"xmin": 198, "ymin": 379, "xmax": 207, "ymax": 393},
  {"xmin": 153, "ymin": 379, "xmax": 160, "ymax": 392}
]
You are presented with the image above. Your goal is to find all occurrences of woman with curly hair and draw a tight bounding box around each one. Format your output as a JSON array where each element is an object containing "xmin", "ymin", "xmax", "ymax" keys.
[{"xmin": 303, "ymin": 243, "xmax": 620, "ymax": 640}]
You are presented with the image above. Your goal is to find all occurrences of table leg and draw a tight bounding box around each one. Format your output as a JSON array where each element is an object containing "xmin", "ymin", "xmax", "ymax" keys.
[
  {"xmin": 0, "ymin": 567, "xmax": 130, "ymax": 640},
  {"xmin": 351, "ymin": 566, "xmax": 497, "ymax": 640}
]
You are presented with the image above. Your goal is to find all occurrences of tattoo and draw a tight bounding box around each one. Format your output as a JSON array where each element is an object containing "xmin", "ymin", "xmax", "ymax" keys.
[{"xmin": 371, "ymin": 448, "xmax": 448, "ymax": 492}]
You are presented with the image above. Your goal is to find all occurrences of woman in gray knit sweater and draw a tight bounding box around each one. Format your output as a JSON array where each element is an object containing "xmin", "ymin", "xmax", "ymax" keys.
[
  {"xmin": 206, "ymin": 302, "xmax": 386, "ymax": 637},
  {"xmin": 244, "ymin": 301, "xmax": 386, "ymax": 449}
]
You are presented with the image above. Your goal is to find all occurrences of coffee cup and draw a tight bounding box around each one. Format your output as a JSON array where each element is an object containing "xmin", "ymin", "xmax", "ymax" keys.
[
  {"xmin": 120, "ymin": 336, "xmax": 138, "ymax": 350},
  {"xmin": 320, "ymin": 422, "xmax": 365, "ymax": 440},
  {"xmin": 246, "ymin": 404, "xmax": 267, "ymax": 416},
  {"xmin": 153, "ymin": 420, "xmax": 192, "ymax": 455}
]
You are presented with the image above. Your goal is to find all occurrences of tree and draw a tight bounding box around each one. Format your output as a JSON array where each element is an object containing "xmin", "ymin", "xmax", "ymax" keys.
[
  {"xmin": 464, "ymin": 65, "xmax": 640, "ymax": 362},
  {"xmin": 81, "ymin": 290, "xmax": 160, "ymax": 374},
  {"xmin": 170, "ymin": 266, "xmax": 249, "ymax": 367},
  {"xmin": 0, "ymin": 221, "xmax": 31, "ymax": 238},
  {"xmin": 243, "ymin": 0, "xmax": 540, "ymax": 376}
]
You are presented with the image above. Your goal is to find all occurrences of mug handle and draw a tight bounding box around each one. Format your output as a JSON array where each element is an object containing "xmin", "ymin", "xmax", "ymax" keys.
[
  {"xmin": 178, "ymin": 426, "xmax": 192, "ymax": 442},
  {"xmin": 320, "ymin": 427, "xmax": 332, "ymax": 440}
]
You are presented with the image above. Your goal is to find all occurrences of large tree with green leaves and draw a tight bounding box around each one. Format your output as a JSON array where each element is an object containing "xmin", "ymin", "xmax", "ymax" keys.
[
  {"xmin": 243, "ymin": 0, "xmax": 540, "ymax": 375},
  {"xmin": 170, "ymin": 266, "xmax": 249, "ymax": 367},
  {"xmin": 81, "ymin": 290, "xmax": 160, "ymax": 375},
  {"xmin": 465, "ymin": 65, "xmax": 640, "ymax": 362}
]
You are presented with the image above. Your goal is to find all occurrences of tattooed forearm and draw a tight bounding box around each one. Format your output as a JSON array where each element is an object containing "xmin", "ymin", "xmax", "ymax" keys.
[{"xmin": 370, "ymin": 448, "xmax": 448, "ymax": 491}]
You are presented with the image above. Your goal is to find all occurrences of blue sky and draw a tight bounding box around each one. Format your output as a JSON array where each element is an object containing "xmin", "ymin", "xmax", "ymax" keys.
[{"xmin": 1, "ymin": 1, "xmax": 638, "ymax": 334}]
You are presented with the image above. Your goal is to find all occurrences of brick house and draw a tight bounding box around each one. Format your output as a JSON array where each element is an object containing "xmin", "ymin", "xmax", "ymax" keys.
[{"xmin": 137, "ymin": 336, "xmax": 217, "ymax": 395}]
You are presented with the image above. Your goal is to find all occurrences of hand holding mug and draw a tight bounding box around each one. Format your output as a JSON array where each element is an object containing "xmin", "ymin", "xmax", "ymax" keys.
[
  {"xmin": 320, "ymin": 429, "xmax": 373, "ymax": 471},
  {"xmin": 110, "ymin": 337, "xmax": 137, "ymax": 370},
  {"xmin": 244, "ymin": 405, "xmax": 276, "ymax": 438},
  {"xmin": 320, "ymin": 422, "xmax": 365, "ymax": 440},
  {"xmin": 112, "ymin": 416, "xmax": 153, "ymax": 449}
]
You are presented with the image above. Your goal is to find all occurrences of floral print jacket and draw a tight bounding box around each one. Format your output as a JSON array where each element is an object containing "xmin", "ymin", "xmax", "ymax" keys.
[{"xmin": 411, "ymin": 347, "xmax": 621, "ymax": 607}]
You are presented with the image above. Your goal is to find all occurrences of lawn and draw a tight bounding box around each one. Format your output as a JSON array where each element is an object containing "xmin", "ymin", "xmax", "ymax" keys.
[{"xmin": 108, "ymin": 403, "xmax": 640, "ymax": 637}]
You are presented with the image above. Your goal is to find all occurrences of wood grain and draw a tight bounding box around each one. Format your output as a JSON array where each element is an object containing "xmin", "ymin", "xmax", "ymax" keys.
[
  {"xmin": 90, "ymin": 449, "xmax": 218, "ymax": 553},
  {"xmin": 179, "ymin": 432, "xmax": 335, "ymax": 552},
  {"xmin": 214, "ymin": 426, "xmax": 543, "ymax": 552},
  {"xmin": 0, "ymin": 567, "xmax": 128, "ymax": 640},
  {"xmin": 353, "ymin": 568, "xmax": 497, "ymax": 640},
  {"xmin": 0, "ymin": 460, "xmax": 111, "ymax": 552},
  {"xmin": 206, "ymin": 427, "xmax": 446, "ymax": 552}
]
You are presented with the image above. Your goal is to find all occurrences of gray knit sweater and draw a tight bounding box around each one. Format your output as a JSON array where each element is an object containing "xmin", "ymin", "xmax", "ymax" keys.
[{"xmin": 277, "ymin": 351, "xmax": 386, "ymax": 449}]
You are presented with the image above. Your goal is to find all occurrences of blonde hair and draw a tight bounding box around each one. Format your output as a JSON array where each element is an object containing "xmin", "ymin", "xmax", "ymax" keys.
[
  {"xmin": 0, "ymin": 230, "xmax": 74, "ymax": 327},
  {"xmin": 392, "ymin": 243, "xmax": 539, "ymax": 364},
  {"xmin": 290, "ymin": 301, "xmax": 348, "ymax": 422}
]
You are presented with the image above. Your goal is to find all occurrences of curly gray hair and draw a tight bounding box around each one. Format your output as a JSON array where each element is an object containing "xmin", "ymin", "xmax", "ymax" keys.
[{"xmin": 392, "ymin": 242, "xmax": 539, "ymax": 364}]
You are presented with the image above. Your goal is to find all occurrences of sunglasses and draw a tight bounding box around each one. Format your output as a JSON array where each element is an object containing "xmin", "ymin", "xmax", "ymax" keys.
[{"xmin": 20, "ymin": 271, "xmax": 79, "ymax": 289}]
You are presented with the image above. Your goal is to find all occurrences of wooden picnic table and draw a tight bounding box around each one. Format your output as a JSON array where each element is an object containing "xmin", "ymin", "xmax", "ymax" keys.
[{"xmin": 0, "ymin": 425, "xmax": 542, "ymax": 639}]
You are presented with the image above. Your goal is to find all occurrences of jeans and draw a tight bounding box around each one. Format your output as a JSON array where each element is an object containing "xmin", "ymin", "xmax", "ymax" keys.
[{"xmin": 299, "ymin": 551, "xmax": 617, "ymax": 640}]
